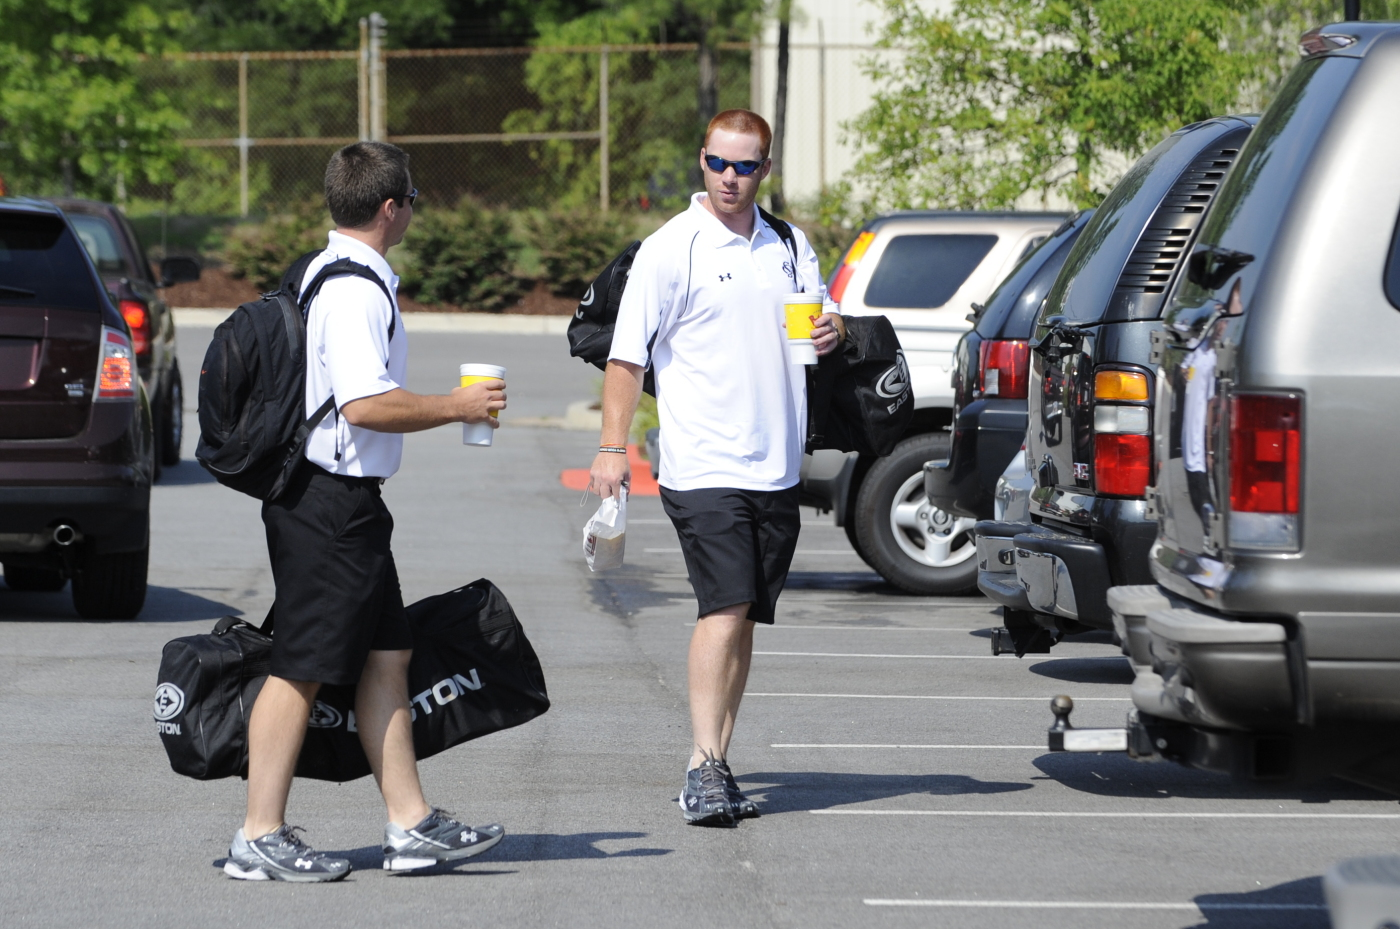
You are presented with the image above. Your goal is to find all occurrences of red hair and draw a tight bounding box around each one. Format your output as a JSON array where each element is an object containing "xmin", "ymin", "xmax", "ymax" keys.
[{"xmin": 704, "ymin": 109, "xmax": 773, "ymax": 159}]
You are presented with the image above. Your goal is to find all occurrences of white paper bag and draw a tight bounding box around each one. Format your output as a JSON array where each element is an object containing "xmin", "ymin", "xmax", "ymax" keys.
[{"xmin": 583, "ymin": 488, "xmax": 628, "ymax": 572}]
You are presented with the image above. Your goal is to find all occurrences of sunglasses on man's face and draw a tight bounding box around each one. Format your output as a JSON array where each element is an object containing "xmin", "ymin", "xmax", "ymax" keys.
[
  {"xmin": 398, "ymin": 188, "xmax": 417, "ymax": 207},
  {"xmin": 703, "ymin": 153, "xmax": 766, "ymax": 177}
]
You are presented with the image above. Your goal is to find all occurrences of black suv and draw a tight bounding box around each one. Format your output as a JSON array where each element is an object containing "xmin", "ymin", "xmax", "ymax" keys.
[
  {"xmin": 973, "ymin": 116, "xmax": 1256, "ymax": 656},
  {"xmin": 924, "ymin": 210, "xmax": 1093, "ymax": 522},
  {"xmin": 0, "ymin": 198, "xmax": 195, "ymax": 618}
]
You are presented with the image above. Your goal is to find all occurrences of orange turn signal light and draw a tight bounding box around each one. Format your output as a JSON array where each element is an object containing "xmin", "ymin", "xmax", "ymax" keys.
[{"xmin": 1095, "ymin": 370, "xmax": 1149, "ymax": 402}]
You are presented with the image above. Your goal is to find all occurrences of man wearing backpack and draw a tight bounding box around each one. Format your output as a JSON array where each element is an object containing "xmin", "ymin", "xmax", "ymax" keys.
[
  {"xmin": 589, "ymin": 109, "xmax": 844, "ymax": 827},
  {"xmin": 224, "ymin": 141, "xmax": 509, "ymax": 881}
]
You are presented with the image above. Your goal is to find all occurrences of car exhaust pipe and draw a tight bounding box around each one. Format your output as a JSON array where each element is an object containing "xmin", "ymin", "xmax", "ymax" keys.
[{"xmin": 52, "ymin": 524, "xmax": 79, "ymax": 547}]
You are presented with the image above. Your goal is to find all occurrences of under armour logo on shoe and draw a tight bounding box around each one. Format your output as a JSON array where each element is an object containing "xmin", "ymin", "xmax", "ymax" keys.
[
  {"xmin": 462, "ymin": 830, "xmax": 477, "ymax": 843},
  {"xmin": 687, "ymin": 796, "xmax": 697, "ymax": 808},
  {"xmin": 295, "ymin": 858, "xmax": 313, "ymax": 869},
  {"xmin": 718, "ymin": 273, "xmax": 732, "ymax": 282}
]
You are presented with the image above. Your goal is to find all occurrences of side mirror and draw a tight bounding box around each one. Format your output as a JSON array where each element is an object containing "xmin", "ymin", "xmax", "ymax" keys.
[
  {"xmin": 1186, "ymin": 245, "xmax": 1253, "ymax": 292},
  {"xmin": 159, "ymin": 256, "xmax": 201, "ymax": 287}
]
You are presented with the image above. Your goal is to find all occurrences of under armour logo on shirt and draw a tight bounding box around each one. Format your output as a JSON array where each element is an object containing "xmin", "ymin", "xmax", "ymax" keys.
[
  {"xmin": 782, "ymin": 261, "xmax": 795, "ymax": 280},
  {"xmin": 718, "ymin": 273, "xmax": 732, "ymax": 282}
]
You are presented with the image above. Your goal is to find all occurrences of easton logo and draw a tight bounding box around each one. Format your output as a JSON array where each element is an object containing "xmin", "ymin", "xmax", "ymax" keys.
[
  {"xmin": 307, "ymin": 701, "xmax": 343, "ymax": 729},
  {"xmin": 409, "ymin": 671, "xmax": 483, "ymax": 720},
  {"xmin": 875, "ymin": 350, "xmax": 911, "ymax": 399},
  {"xmin": 153, "ymin": 683, "xmax": 185, "ymax": 722}
]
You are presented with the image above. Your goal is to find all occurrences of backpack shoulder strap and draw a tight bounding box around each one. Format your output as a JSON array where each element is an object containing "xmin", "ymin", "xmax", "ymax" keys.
[
  {"xmin": 299, "ymin": 258, "xmax": 398, "ymax": 341},
  {"xmin": 758, "ymin": 206, "xmax": 799, "ymax": 266}
]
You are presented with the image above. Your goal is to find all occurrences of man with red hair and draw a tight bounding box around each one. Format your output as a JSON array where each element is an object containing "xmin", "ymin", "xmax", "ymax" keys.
[{"xmin": 590, "ymin": 108, "xmax": 844, "ymax": 827}]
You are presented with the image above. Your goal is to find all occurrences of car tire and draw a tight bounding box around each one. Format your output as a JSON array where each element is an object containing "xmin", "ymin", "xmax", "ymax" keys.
[
  {"xmin": 843, "ymin": 517, "xmax": 873, "ymax": 569},
  {"xmin": 71, "ymin": 545, "xmax": 148, "ymax": 619},
  {"xmin": 853, "ymin": 433, "xmax": 979, "ymax": 595},
  {"xmin": 3, "ymin": 564, "xmax": 67, "ymax": 592},
  {"xmin": 159, "ymin": 362, "xmax": 183, "ymax": 467}
]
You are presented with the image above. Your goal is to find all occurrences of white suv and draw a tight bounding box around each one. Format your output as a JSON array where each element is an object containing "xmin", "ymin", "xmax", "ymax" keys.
[{"xmin": 802, "ymin": 210, "xmax": 1067, "ymax": 594}]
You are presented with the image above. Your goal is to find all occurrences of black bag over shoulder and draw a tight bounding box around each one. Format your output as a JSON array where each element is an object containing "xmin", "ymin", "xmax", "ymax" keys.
[
  {"xmin": 194, "ymin": 250, "xmax": 393, "ymax": 501},
  {"xmin": 806, "ymin": 314, "xmax": 914, "ymax": 458},
  {"xmin": 566, "ymin": 207, "xmax": 799, "ymax": 398},
  {"xmin": 155, "ymin": 579, "xmax": 550, "ymax": 782}
]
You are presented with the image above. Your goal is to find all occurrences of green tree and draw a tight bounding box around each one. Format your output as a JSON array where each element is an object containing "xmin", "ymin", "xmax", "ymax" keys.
[
  {"xmin": 0, "ymin": 0, "xmax": 187, "ymax": 198},
  {"xmin": 850, "ymin": 0, "xmax": 1262, "ymax": 211}
]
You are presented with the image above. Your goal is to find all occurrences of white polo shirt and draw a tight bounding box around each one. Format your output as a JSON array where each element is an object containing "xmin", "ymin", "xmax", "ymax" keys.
[
  {"xmin": 301, "ymin": 231, "xmax": 407, "ymax": 479},
  {"xmin": 609, "ymin": 193, "xmax": 831, "ymax": 492}
]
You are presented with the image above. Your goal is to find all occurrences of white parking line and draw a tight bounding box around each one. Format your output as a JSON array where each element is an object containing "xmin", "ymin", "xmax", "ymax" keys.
[
  {"xmin": 815, "ymin": 810, "xmax": 1400, "ymax": 819},
  {"xmin": 773, "ymin": 743, "xmax": 1042, "ymax": 749},
  {"xmin": 754, "ymin": 650, "xmax": 1119, "ymax": 660},
  {"xmin": 759, "ymin": 625, "xmax": 990, "ymax": 631},
  {"xmin": 748, "ymin": 693, "xmax": 1131, "ymax": 701},
  {"xmin": 864, "ymin": 899, "xmax": 1325, "ymax": 911},
  {"xmin": 645, "ymin": 548, "xmax": 863, "ymax": 555}
]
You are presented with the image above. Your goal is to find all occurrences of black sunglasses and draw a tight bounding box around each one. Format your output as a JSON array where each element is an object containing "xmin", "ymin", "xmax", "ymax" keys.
[
  {"xmin": 397, "ymin": 188, "xmax": 417, "ymax": 207},
  {"xmin": 703, "ymin": 153, "xmax": 766, "ymax": 177}
]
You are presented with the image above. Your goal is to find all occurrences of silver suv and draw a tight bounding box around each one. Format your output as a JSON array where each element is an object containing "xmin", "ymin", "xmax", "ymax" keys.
[{"xmin": 1056, "ymin": 23, "xmax": 1400, "ymax": 792}]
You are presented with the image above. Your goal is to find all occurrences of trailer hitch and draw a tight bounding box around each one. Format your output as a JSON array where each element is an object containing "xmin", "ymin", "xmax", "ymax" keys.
[{"xmin": 1046, "ymin": 695, "xmax": 1129, "ymax": 752}]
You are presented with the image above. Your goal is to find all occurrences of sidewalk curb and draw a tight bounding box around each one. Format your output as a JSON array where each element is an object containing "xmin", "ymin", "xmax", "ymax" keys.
[{"xmin": 173, "ymin": 308, "xmax": 572, "ymax": 335}]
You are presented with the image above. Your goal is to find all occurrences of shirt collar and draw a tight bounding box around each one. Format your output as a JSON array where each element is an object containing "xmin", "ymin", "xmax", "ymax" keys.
[
  {"xmin": 689, "ymin": 192, "xmax": 770, "ymax": 248},
  {"xmin": 325, "ymin": 230, "xmax": 399, "ymax": 288}
]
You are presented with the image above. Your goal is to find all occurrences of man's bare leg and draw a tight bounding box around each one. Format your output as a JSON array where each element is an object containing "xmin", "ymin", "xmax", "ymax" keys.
[
  {"xmin": 688, "ymin": 603, "xmax": 755, "ymax": 768},
  {"xmin": 244, "ymin": 676, "xmax": 319, "ymax": 839},
  {"xmin": 356, "ymin": 649, "xmax": 432, "ymax": 829}
]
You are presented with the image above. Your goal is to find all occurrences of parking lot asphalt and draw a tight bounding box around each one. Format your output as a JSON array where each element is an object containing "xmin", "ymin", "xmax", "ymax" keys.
[{"xmin": 0, "ymin": 323, "xmax": 1393, "ymax": 928}]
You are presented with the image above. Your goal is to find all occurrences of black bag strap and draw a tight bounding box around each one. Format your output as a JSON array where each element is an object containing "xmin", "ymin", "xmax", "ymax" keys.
[
  {"xmin": 758, "ymin": 206, "xmax": 800, "ymax": 289},
  {"xmin": 298, "ymin": 258, "xmax": 397, "ymax": 341},
  {"xmin": 213, "ymin": 606, "xmax": 274, "ymax": 636}
]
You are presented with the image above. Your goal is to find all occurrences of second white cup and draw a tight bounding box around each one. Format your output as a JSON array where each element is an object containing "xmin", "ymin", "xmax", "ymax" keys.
[{"xmin": 459, "ymin": 363, "xmax": 506, "ymax": 447}]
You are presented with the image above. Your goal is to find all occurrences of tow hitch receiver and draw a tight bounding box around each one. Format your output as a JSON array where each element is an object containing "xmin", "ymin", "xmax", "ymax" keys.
[{"xmin": 1047, "ymin": 695, "xmax": 1129, "ymax": 752}]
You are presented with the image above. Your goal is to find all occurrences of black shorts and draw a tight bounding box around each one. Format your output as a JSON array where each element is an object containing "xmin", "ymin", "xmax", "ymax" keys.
[
  {"xmin": 261, "ymin": 463, "xmax": 412, "ymax": 685},
  {"xmin": 660, "ymin": 485, "xmax": 801, "ymax": 624}
]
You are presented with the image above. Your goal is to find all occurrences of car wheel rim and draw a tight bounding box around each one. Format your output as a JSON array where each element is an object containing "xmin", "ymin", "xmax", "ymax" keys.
[{"xmin": 888, "ymin": 471, "xmax": 977, "ymax": 569}]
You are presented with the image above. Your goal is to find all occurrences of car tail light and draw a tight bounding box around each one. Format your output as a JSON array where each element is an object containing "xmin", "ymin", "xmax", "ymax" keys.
[
  {"xmin": 1094, "ymin": 434, "xmax": 1151, "ymax": 496},
  {"xmin": 1094, "ymin": 370, "xmax": 1149, "ymax": 402},
  {"xmin": 1228, "ymin": 392, "xmax": 1301, "ymax": 551},
  {"xmin": 94, "ymin": 327, "xmax": 135, "ymax": 401},
  {"xmin": 978, "ymin": 339, "xmax": 1030, "ymax": 398},
  {"xmin": 120, "ymin": 299, "xmax": 150, "ymax": 355},
  {"xmin": 828, "ymin": 230, "xmax": 876, "ymax": 304}
]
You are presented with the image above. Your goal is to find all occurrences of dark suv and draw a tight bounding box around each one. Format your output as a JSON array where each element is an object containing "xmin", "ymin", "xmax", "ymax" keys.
[
  {"xmin": 0, "ymin": 198, "xmax": 193, "ymax": 618},
  {"xmin": 973, "ymin": 115, "xmax": 1256, "ymax": 655},
  {"xmin": 924, "ymin": 210, "xmax": 1094, "ymax": 522},
  {"xmin": 47, "ymin": 198, "xmax": 196, "ymax": 473}
]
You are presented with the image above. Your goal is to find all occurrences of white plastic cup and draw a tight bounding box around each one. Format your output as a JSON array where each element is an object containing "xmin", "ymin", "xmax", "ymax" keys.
[
  {"xmin": 783, "ymin": 293, "xmax": 825, "ymax": 365},
  {"xmin": 459, "ymin": 363, "xmax": 506, "ymax": 447}
]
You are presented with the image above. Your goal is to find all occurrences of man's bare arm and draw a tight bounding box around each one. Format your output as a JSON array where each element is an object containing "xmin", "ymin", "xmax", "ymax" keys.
[
  {"xmin": 588, "ymin": 360, "xmax": 645, "ymax": 499},
  {"xmin": 341, "ymin": 380, "xmax": 505, "ymax": 433}
]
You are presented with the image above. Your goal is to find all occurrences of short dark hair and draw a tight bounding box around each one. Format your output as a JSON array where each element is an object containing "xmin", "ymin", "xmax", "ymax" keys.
[{"xmin": 324, "ymin": 142, "xmax": 411, "ymax": 227}]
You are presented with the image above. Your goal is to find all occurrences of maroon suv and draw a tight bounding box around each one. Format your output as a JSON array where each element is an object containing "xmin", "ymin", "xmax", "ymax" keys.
[{"xmin": 0, "ymin": 197, "xmax": 197, "ymax": 618}]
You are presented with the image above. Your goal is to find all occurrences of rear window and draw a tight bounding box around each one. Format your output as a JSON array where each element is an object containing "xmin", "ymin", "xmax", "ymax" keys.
[
  {"xmin": 68, "ymin": 213, "xmax": 133, "ymax": 276},
  {"xmin": 863, "ymin": 234, "xmax": 998, "ymax": 308},
  {"xmin": 0, "ymin": 213, "xmax": 100, "ymax": 310}
]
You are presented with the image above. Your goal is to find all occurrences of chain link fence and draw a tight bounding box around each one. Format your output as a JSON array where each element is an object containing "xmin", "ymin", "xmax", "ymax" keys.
[{"xmin": 133, "ymin": 40, "xmax": 763, "ymax": 218}]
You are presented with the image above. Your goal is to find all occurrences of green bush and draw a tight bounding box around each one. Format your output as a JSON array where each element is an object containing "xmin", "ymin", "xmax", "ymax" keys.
[
  {"xmin": 401, "ymin": 198, "xmax": 526, "ymax": 311},
  {"xmin": 224, "ymin": 199, "xmax": 330, "ymax": 291},
  {"xmin": 525, "ymin": 208, "xmax": 638, "ymax": 299}
]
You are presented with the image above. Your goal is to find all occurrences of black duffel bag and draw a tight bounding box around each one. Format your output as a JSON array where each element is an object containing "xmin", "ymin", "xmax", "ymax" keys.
[
  {"xmin": 805, "ymin": 314, "xmax": 914, "ymax": 458},
  {"xmin": 154, "ymin": 579, "xmax": 550, "ymax": 782}
]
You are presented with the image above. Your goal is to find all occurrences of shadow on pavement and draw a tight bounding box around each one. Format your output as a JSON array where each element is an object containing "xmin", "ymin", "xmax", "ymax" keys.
[
  {"xmin": 590, "ymin": 567, "xmax": 676, "ymax": 620},
  {"xmin": 1186, "ymin": 876, "xmax": 1328, "ymax": 928},
  {"xmin": 1032, "ymin": 752, "xmax": 1388, "ymax": 802},
  {"xmin": 298, "ymin": 832, "xmax": 669, "ymax": 872},
  {"xmin": 1027, "ymin": 655, "xmax": 1136, "ymax": 685},
  {"xmin": 0, "ymin": 585, "xmax": 239, "ymax": 623},
  {"xmin": 738, "ymin": 770, "xmax": 1031, "ymax": 814},
  {"xmin": 156, "ymin": 460, "xmax": 217, "ymax": 486},
  {"xmin": 784, "ymin": 571, "xmax": 890, "ymax": 592}
]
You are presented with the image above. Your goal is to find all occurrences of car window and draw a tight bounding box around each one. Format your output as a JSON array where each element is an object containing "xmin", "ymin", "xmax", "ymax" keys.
[
  {"xmin": 863, "ymin": 234, "xmax": 998, "ymax": 308},
  {"xmin": 116, "ymin": 211, "xmax": 154, "ymax": 282},
  {"xmin": 976, "ymin": 214, "xmax": 1089, "ymax": 339},
  {"xmin": 0, "ymin": 213, "xmax": 101, "ymax": 310},
  {"xmin": 1185, "ymin": 57, "xmax": 1357, "ymax": 311},
  {"xmin": 68, "ymin": 213, "xmax": 133, "ymax": 276}
]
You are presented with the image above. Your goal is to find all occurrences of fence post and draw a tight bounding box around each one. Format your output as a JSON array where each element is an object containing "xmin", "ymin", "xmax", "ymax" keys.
[
  {"xmin": 369, "ymin": 13, "xmax": 387, "ymax": 141},
  {"xmin": 750, "ymin": 33, "xmax": 761, "ymax": 112},
  {"xmin": 238, "ymin": 52, "xmax": 249, "ymax": 217},
  {"xmin": 599, "ymin": 45, "xmax": 610, "ymax": 213},
  {"xmin": 817, "ymin": 19, "xmax": 826, "ymax": 193},
  {"xmin": 358, "ymin": 18, "xmax": 370, "ymax": 141}
]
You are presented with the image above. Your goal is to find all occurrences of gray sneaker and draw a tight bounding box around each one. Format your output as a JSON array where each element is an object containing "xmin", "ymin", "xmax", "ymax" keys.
[
  {"xmin": 224, "ymin": 825, "xmax": 351, "ymax": 883},
  {"xmin": 715, "ymin": 760, "xmax": 760, "ymax": 819},
  {"xmin": 382, "ymin": 808, "xmax": 505, "ymax": 872},
  {"xmin": 678, "ymin": 754, "xmax": 737, "ymax": 827}
]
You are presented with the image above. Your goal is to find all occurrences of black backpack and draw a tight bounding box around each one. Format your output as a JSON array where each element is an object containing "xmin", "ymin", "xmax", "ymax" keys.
[
  {"xmin": 194, "ymin": 250, "xmax": 394, "ymax": 501},
  {"xmin": 566, "ymin": 206, "xmax": 798, "ymax": 396},
  {"xmin": 805, "ymin": 315, "xmax": 914, "ymax": 458}
]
